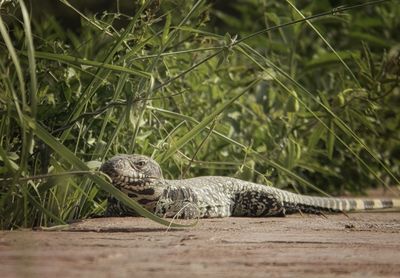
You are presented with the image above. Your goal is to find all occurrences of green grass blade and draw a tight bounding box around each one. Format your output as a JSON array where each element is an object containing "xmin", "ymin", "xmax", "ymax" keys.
[
  {"xmin": 0, "ymin": 10, "xmax": 29, "ymax": 172},
  {"xmin": 25, "ymin": 188, "xmax": 66, "ymax": 226},
  {"xmin": 327, "ymin": 120, "xmax": 335, "ymax": 160},
  {"xmin": 58, "ymin": 0, "xmax": 115, "ymax": 37},
  {"xmin": 19, "ymin": 0, "xmax": 37, "ymax": 118},
  {"xmin": 0, "ymin": 15, "xmax": 26, "ymax": 109},
  {"xmin": 32, "ymin": 51, "xmax": 151, "ymax": 78}
]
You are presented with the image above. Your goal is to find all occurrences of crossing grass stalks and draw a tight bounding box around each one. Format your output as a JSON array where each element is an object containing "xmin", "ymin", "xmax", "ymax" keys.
[{"xmin": 0, "ymin": 0, "xmax": 399, "ymax": 228}]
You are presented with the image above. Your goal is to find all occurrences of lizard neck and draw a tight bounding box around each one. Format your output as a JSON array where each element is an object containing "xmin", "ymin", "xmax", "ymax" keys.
[{"xmin": 119, "ymin": 179, "xmax": 166, "ymax": 211}]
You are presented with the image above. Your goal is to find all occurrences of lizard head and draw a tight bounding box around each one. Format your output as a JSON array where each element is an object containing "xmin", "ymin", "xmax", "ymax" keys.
[{"xmin": 100, "ymin": 154, "xmax": 163, "ymax": 192}]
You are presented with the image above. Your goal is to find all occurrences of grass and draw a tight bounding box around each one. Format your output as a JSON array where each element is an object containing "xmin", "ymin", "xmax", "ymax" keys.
[{"xmin": 0, "ymin": 0, "xmax": 399, "ymax": 229}]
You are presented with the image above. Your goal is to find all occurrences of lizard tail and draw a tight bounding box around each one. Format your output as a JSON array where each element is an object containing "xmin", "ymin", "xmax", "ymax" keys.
[
  {"xmin": 345, "ymin": 199, "xmax": 400, "ymax": 211},
  {"xmin": 342, "ymin": 198, "xmax": 400, "ymax": 212},
  {"xmin": 281, "ymin": 192, "xmax": 400, "ymax": 214}
]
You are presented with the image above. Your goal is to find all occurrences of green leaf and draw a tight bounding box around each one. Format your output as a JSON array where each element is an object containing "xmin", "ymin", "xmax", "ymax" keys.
[
  {"xmin": 348, "ymin": 31, "xmax": 394, "ymax": 48},
  {"xmin": 305, "ymin": 51, "xmax": 361, "ymax": 69},
  {"xmin": 307, "ymin": 122, "xmax": 325, "ymax": 150},
  {"xmin": 327, "ymin": 120, "xmax": 335, "ymax": 160},
  {"xmin": 162, "ymin": 12, "xmax": 172, "ymax": 45}
]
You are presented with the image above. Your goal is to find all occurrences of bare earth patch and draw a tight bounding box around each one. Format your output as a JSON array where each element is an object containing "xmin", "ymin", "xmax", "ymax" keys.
[{"xmin": 1, "ymin": 213, "xmax": 400, "ymax": 277}]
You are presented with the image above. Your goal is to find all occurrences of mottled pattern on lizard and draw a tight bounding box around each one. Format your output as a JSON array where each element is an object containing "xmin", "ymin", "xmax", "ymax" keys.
[{"xmin": 100, "ymin": 154, "xmax": 400, "ymax": 219}]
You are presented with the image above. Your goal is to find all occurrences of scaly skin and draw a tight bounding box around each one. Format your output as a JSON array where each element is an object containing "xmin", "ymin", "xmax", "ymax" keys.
[{"xmin": 100, "ymin": 154, "xmax": 400, "ymax": 219}]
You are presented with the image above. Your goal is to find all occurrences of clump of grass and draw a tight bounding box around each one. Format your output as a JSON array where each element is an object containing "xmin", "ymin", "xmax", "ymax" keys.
[{"xmin": 0, "ymin": 0, "xmax": 399, "ymax": 229}]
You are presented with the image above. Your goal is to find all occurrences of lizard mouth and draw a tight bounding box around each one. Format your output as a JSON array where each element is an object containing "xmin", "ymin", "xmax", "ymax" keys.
[{"xmin": 111, "ymin": 174, "xmax": 159, "ymax": 191}]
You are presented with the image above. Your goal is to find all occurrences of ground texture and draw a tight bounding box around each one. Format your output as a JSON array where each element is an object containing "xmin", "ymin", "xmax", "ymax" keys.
[{"xmin": 1, "ymin": 213, "xmax": 400, "ymax": 278}]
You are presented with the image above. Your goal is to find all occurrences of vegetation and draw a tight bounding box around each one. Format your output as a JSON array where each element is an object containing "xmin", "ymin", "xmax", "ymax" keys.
[{"xmin": 0, "ymin": 0, "xmax": 399, "ymax": 229}]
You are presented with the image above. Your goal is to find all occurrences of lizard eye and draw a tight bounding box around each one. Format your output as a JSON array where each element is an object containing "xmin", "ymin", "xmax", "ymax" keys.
[{"xmin": 135, "ymin": 160, "xmax": 146, "ymax": 167}]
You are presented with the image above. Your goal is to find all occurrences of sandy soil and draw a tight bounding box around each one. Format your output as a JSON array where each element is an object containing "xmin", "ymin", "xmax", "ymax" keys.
[{"xmin": 1, "ymin": 213, "xmax": 400, "ymax": 278}]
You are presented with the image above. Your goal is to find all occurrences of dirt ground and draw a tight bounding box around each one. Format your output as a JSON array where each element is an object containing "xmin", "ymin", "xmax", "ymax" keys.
[{"xmin": 1, "ymin": 213, "xmax": 400, "ymax": 278}]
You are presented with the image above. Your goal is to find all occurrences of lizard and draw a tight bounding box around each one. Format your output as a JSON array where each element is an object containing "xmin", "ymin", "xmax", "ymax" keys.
[{"xmin": 100, "ymin": 154, "xmax": 400, "ymax": 219}]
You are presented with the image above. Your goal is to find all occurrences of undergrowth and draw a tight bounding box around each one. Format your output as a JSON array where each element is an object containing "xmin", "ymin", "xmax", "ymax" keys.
[{"xmin": 0, "ymin": 0, "xmax": 399, "ymax": 229}]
